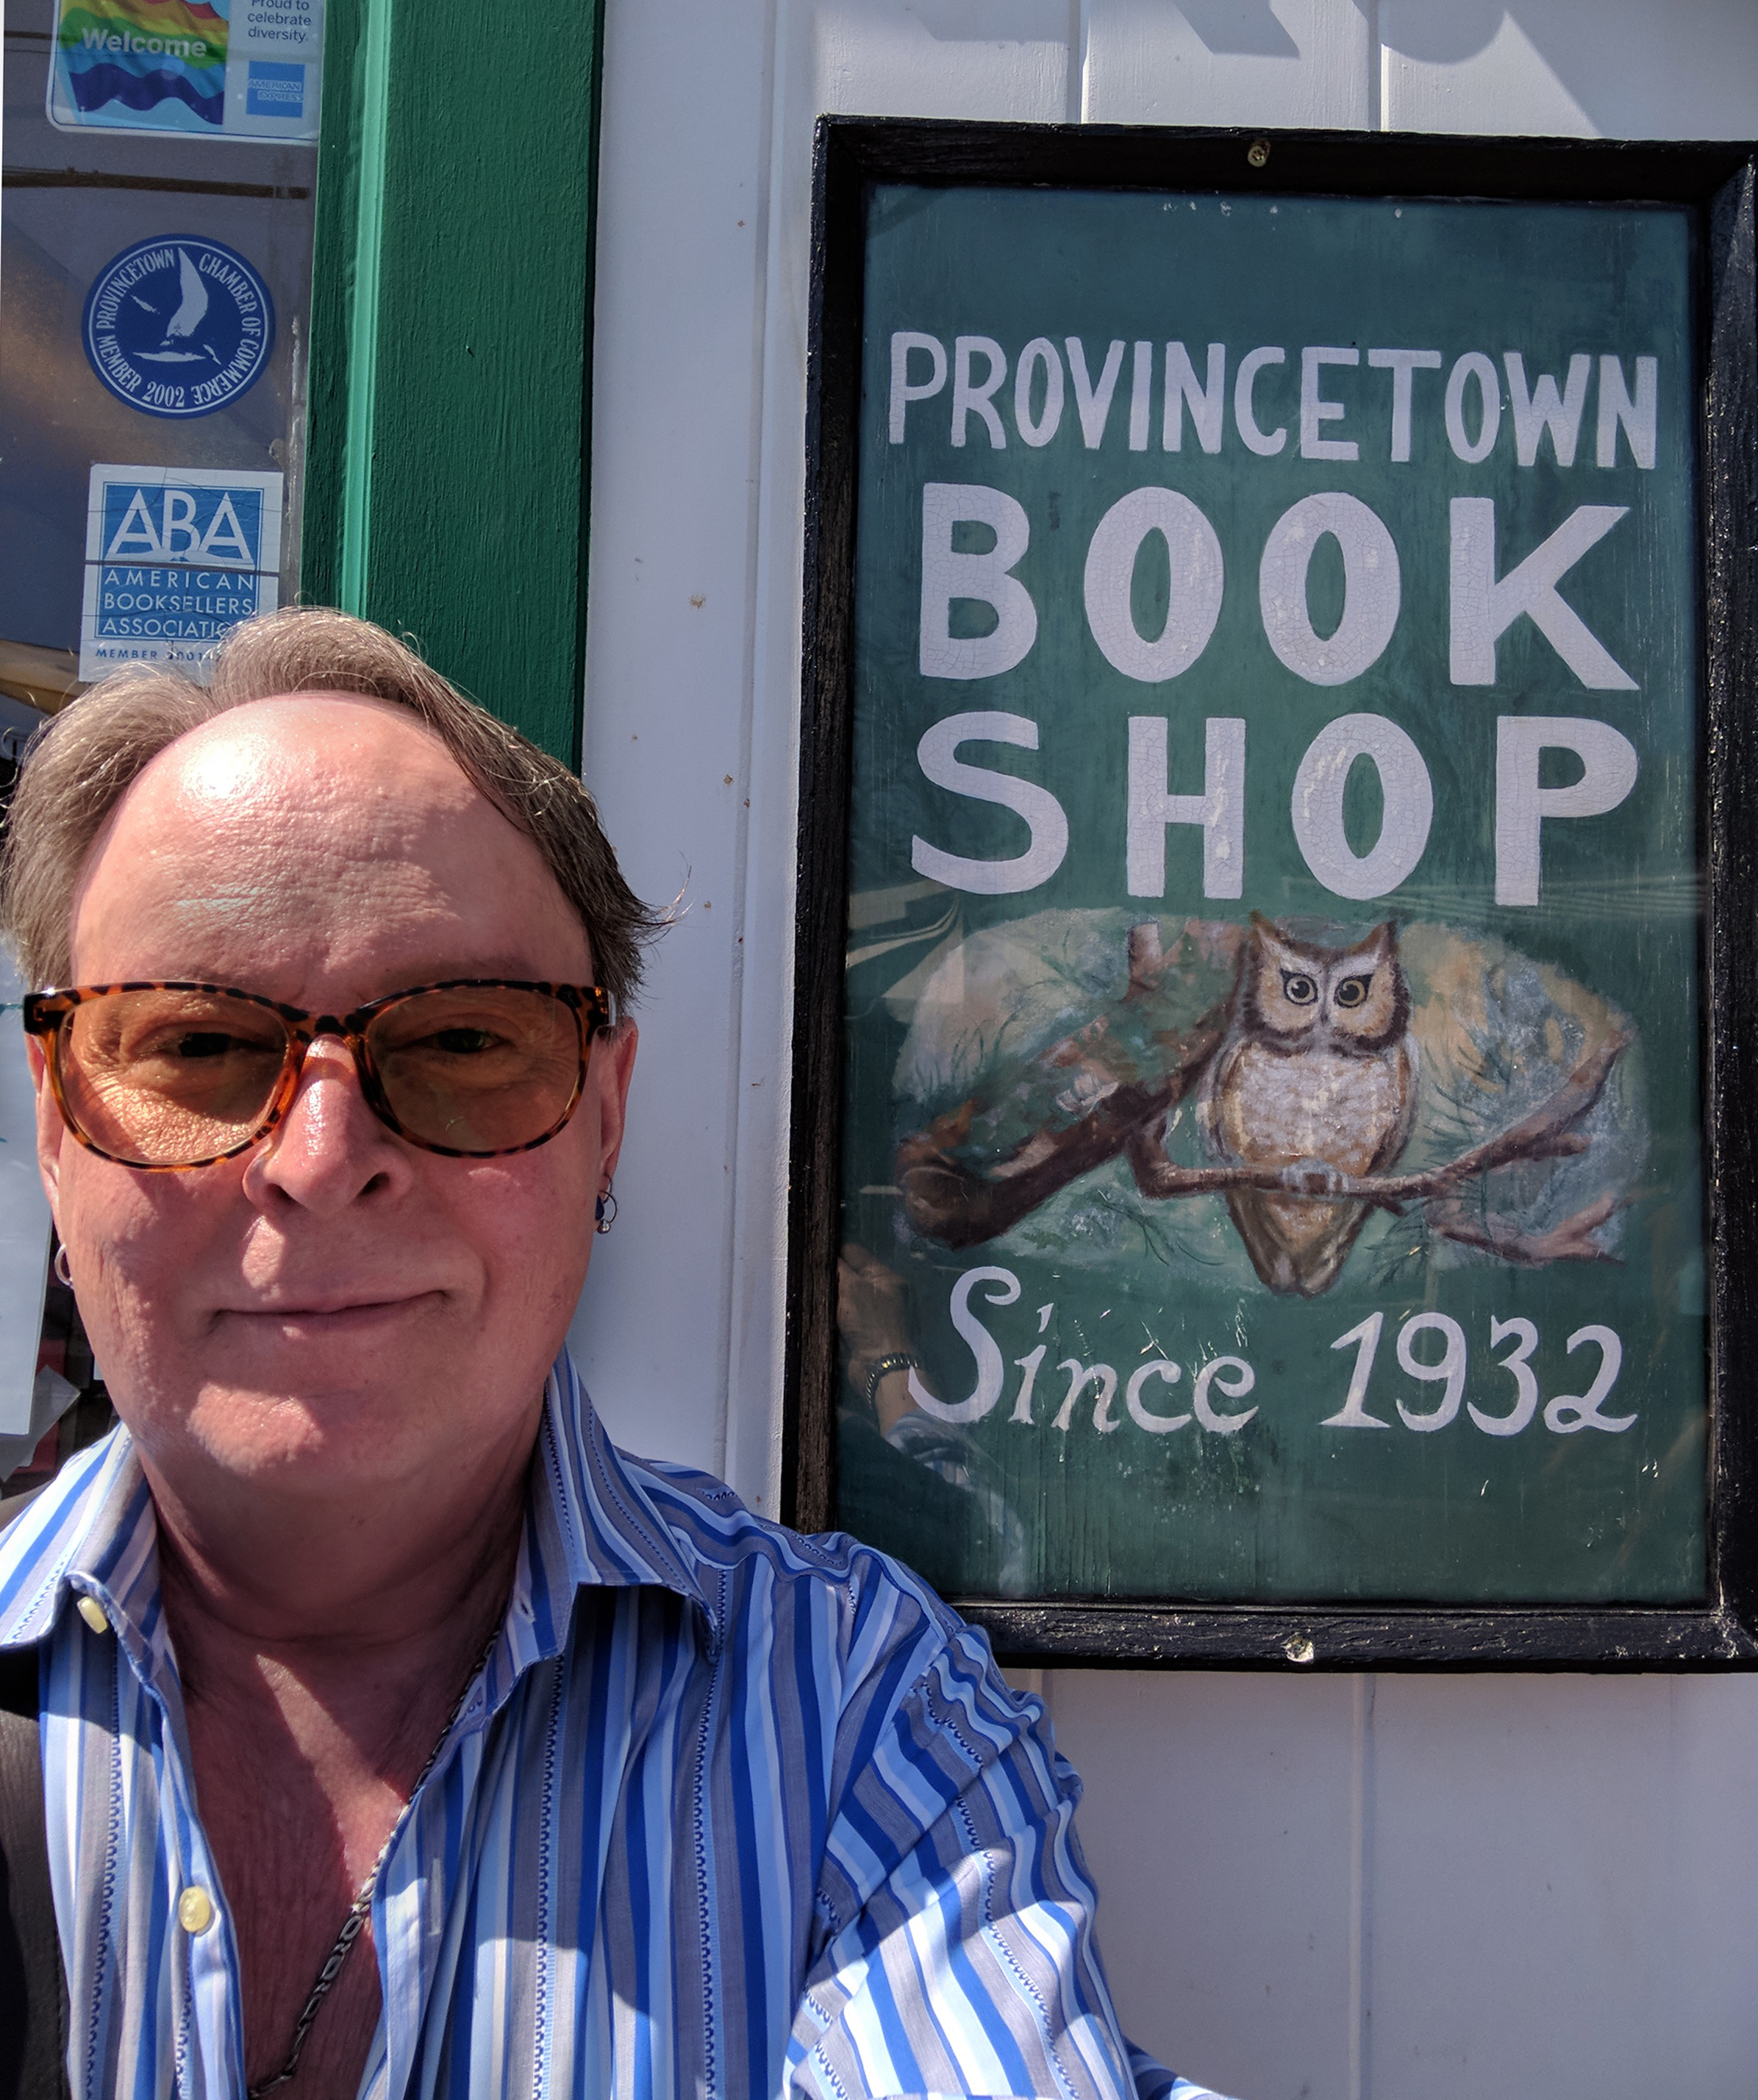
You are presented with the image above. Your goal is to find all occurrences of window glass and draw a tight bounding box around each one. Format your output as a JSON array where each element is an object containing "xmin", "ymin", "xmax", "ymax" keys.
[{"xmin": 0, "ymin": 0, "xmax": 324, "ymax": 1515}]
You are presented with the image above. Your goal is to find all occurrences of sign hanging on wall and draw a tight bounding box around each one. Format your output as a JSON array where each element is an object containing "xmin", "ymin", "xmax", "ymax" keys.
[{"xmin": 788, "ymin": 121, "xmax": 1758, "ymax": 1668}]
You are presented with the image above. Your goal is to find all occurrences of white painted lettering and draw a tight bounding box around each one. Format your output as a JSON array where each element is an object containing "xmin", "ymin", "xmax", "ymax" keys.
[
  {"xmin": 1193, "ymin": 1356, "xmax": 1257, "ymax": 1433},
  {"xmin": 918, "ymin": 482, "xmax": 1037, "ymax": 680},
  {"xmin": 1234, "ymin": 346, "xmax": 1287, "ymax": 457},
  {"xmin": 910, "ymin": 1267, "xmax": 1020, "ymax": 1424},
  {"xmin": 1126, "ymin": 1360, "xmax": 1192, "ymax": 1432},
  {"xmin": 1445, "ymin": 352, "xmax": 1501, "ymax": 463},
  {"xmin": 1544, "ymin": 1326, "xmax": 1634, "ymax": 1432},
  {"xmin": 1162, "ymin": 342, "xmax": 1225, "ymax": 454},
  {"xmin": 912, "ymin": 712, "xmax": 1070, "ymax": 895},
  {"xmin": 1010, "ymin": 1344, "xmax": 1048, "ymax": 1423},
  {"xmin": 1300, "ymin": 346, "xmax": 1359, "ymax": 462},
  {"xmin": 1292, "ymin": 715, "xmax": 1432, "ymax": 899},
  {"xmin": 951, "ymin": 336, "xmax": 1008, "ymax": 449},
  {"xmin": 1504, "ymin": 351, "xmax": 1592, "ymax": 467},
  {"xmin": 1323, "ymin": 1312, "xmax": 1391, "ymax": 1427},
  {"xmin": 1067, "ymin": 338, "xmax": 1126, "ymax": 449},
  {"xmin": 1053, "ymin": 1360, "xmax": 1118, "ymax": 1432},
  {"xmin": 1129, "ymin": 340, "xmax": 1153, "ymax": 451},
  {"xmin": 1126, "ymin": 716, "xmax": 1246, "ymax": 900},
  {"xmin": 1396, "ymin": 1312, "xmax": 1467, "ymax": 1431},
  {"xmin": 1493, "ymin": 715, "xmax": 1639, "ymax": 907},
  {"xmin": 1084, "ymin": 487, "xmax": 1225, "ymax": 682},
  {"xmin": 1596, "ymin": 355, "xmax": 1657, "ymax": 469},
  {"xmin": 888, "ymin": 331, "xmax": 946, "ymax": 443},
  {"xmin": 1013, "ymin": 338, "xmax": 1065, "ymax": 448},
  {"xmin": 1259, "ymin": 493, "xmax": 1401, "ymax": 686},
  {"xmin": 1471, "ymin": 1315, "xmax": 1540, "ymax": 1436},
  {"xmin": 1367, "ymin": 348, "xmax": 1441, "ymax": 463},
  {"xmin": 1450, "ymin": 499, "xmax": 1637, "ymax": 689}
]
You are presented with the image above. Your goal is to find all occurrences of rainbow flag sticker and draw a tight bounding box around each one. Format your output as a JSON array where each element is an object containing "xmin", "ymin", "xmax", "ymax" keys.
[{"xmin": 49, "ymin": 0, "xmax": 323, "ymax": 140}]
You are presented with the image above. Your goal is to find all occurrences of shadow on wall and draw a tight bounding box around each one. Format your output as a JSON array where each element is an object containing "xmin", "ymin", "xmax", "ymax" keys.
[
  {"xmin": 896, "ymin": 0, "xmax": 1312, "ymax": 57},
  {"xmin": 1174, "ymin": 2, "xmax": 1299, "ymax": 59},
  {"xmin": 904, "ymin": 0, "xmax": 1756, "ymax": 140},
  {"xmin": 1373, "ymin": 0, "xmax": 1757, "ymax": 138},
  {"xmin": 904, "ymin": 1, "xmax": 1069, "ymax": 43},
  {"xmin": 1379, "ymin": 1, "xmax": 1534, "ymax": 62},
  {"xmin": 899, "ymin": 0, "xmax": 1543, "ymax": 63}
]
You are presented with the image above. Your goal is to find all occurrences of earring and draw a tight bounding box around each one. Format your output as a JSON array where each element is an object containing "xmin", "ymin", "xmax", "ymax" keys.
[
  {"xmin": 52, "ymin": 1243, "xmax": 72, "ymax": 1288},
  {"xmin": 594, "ymin": 1179, "xmax": 618, "ymax": 1235}
]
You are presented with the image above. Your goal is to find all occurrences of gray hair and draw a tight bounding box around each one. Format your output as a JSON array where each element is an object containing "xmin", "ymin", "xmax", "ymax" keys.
[{"xmin": 0, "ymin": 607, "xmax": 663, "ymax": 1007}]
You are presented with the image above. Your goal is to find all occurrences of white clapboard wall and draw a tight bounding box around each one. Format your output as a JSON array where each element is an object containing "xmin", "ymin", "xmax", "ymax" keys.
[{"xmin": 571, "ymin": 7, "xmax": 1758, "ymax": 2096}]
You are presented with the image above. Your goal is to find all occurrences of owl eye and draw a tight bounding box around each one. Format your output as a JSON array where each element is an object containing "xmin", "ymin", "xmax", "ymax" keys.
[
  {"xmin": 1280, "ymin": 971, "xmax": 1318, "ymax": 1005},
  {"xmin": 1332, "ymin": 974, "xmax": 1373, "ymax": 1010}
]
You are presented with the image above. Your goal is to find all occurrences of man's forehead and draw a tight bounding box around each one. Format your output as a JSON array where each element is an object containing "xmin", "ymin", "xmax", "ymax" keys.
[
  {"xmin": 69, "ymin": 692, "xmax": 590, "ymax": 983},
  {"xmin": 140, "ymin": 692, "xmax": 474, "ymax": 826}
]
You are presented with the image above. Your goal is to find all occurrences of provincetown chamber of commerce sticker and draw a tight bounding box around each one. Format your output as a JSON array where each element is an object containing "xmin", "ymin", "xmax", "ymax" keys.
[{"xmin": 82, "ymin": 235, "xmax": 274, "ymax": 418}]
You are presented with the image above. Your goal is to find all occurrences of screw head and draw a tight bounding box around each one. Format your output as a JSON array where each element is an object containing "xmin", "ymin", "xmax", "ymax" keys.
[{"xmin": 1248, "ymin": 138, "xmax": 1271, "ymax": 170}]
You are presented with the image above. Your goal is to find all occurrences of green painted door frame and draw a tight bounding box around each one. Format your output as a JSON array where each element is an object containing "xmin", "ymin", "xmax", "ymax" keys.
[{"xmin": 302, "ymin": 0, "xmax": 604, "ymax": 766}]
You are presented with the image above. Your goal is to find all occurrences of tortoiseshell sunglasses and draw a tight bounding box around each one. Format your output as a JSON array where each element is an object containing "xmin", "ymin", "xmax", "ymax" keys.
[{"xmin": 22, "ymin": 979, "xmax": 615, "ymax": 1170}]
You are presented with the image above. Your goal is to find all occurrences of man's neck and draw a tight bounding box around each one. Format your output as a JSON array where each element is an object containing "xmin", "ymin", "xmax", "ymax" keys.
[
  {"xmin": 146, "ymin": 1418, "xmax": 537, "ymax": 2097},
  {"xmin": 141, "ymin": 1396, "xmax": 540, "ymax": 1660}
]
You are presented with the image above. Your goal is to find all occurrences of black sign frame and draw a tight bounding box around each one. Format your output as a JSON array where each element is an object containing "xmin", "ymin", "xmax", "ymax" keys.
[{"xmin": 785, "ymin": 115, "xmax": 1758, "ymax": 1669}]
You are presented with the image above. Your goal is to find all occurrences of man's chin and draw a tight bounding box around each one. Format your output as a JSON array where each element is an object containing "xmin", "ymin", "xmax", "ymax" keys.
[
  {"xmin": 189, "ymin": 1301, "xmax": 459, "ymax": 1415},
  {"xmin": 112, "ymin": 1316, "xmax": 549, "ymax": 1507},
  {"xmin": 178, "ymin": 1383, "xmax": 449, "ymax": 1493}
]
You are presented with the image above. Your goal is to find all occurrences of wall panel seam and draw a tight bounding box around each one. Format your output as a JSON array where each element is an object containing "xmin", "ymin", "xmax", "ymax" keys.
[
  {"xmin": 712, "ymin": 0, "xmax": 785, "ymax": 1485},
  {"xmin": 1350, "ymin": 1671, "xmax": 1378, "ymax": 2100}
]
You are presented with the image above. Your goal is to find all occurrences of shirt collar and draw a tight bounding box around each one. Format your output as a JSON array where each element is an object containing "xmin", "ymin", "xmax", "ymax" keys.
[
  {"xmin": 516, "ymin": 1349, "xmax": 708, "ymax": 1637},
  {"xmin": 0, "ymin": 1350, "xmax": 709, "ymax": 1668}
]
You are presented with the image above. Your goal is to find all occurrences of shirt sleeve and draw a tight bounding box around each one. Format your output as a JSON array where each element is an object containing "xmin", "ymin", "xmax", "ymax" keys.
[{"xmin": 783, "ymin": 1616, "xmax": 1234, "ymax": 2100}]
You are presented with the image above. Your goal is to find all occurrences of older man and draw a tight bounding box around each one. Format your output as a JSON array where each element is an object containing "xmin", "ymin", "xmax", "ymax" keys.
[{"xmin": 0, "ymin": 610, "xmax": 1221, "ymax": 2100}]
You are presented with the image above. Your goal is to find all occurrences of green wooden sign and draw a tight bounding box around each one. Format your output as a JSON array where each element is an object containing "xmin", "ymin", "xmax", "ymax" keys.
[{"xmin": 790, "ymin": 124, "xmax": 1758, "ymax": 1667}]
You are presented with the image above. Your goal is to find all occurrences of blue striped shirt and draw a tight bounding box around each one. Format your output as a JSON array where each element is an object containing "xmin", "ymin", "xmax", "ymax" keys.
[{"xmin": 0, "ymin": 1351, "xmax": 1230, "ymax": 2100}]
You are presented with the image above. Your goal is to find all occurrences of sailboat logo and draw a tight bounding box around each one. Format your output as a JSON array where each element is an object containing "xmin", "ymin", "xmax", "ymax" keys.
[
  {"xmin": 82, "ymin": 234, "xmax": 274, "ymax": 418},
  {"xmin": 134, "ymin": 249, "xmax": 216, "ymax": 365}
]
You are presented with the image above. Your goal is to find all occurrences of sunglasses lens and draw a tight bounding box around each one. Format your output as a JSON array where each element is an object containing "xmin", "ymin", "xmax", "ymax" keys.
[
  {"xmin": 365, "ymin": 985, "xmax": 583, "ymax": 1153},
  {"xmin": 56, "ymin": 988, "xmax": 289, "ymax": 1165}
]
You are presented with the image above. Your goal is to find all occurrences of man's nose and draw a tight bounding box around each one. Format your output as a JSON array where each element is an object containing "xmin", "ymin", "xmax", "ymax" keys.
[{"xmin": 243, "ymin": 1036, "xmax": 413, "ymax": 1210}]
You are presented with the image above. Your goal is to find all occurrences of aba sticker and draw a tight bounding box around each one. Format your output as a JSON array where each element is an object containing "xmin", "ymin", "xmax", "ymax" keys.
[{"xmin": 82, "ymin": 236, "xmax": 274, "ymax": 419}]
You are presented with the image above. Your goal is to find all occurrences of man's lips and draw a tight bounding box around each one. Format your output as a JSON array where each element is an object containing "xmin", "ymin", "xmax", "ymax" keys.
[{"xmin": 215, "ymin": 1289, "xmax": 448, "ymax": 1327}]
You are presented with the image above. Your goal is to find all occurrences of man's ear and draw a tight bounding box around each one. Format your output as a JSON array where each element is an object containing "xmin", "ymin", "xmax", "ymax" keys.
[
  {"xmin": 590, "ymin": 1020, "xmax": 639, "ymax": 1186},
  {"xmin": 29, "ymin": 1035, "xmax": 65, "ymax": 1219}
]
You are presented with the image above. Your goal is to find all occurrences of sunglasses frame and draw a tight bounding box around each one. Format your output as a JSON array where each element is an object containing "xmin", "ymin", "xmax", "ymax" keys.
[{"xmin": 21, "ymin": 977, "xmax": 616, "ymax": 1170}]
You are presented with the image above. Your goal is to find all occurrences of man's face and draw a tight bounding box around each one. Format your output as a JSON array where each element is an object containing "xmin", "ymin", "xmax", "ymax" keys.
[{"xmin": 33, "ymin": 694, "xmax": 637, "ymax": 1515}]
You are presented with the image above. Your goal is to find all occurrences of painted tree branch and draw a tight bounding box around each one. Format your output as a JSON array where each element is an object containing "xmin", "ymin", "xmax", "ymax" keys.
[
  {"xmin": 1422, "ymin": 1191, "xmax": 1623, "ymax": 1268},
  {"xmin": 897, "ymin": 1006, "xmax": 1228, "ymax": 1248},
  {"xmin": 896, "ymin": 921, "xmax": 1237, "ymax": 1249}
]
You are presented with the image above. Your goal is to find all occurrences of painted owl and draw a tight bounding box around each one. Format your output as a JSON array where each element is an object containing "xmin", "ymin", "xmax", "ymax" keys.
[{"xmin": 1199, "ymin": 914, "xmax": 1419, "ymax": 1297}]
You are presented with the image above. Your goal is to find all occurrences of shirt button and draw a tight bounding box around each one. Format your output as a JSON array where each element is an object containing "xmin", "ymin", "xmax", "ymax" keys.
[
  {"xmin": 75, "ymin": 1596, "xmax": 109, "ymax": 1635},
  {"xmin": 177, "ymin": 1887, "xmax": 215, "ymax": 1935}
]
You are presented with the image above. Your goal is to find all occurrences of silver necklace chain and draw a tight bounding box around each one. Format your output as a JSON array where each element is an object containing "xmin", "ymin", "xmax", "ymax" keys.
[{"xmin": 244, "ymin": 1632, "xmax": 498, "ymax": 2098}]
